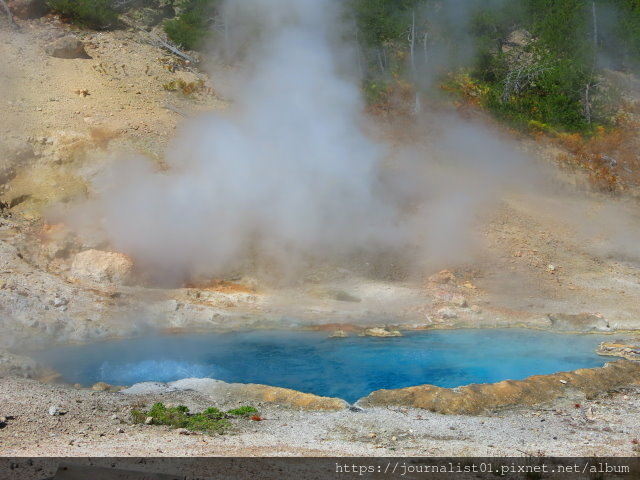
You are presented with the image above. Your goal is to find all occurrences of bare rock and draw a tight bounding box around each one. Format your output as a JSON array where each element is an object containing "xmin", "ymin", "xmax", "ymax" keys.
[
  {"xmin": 70, "ymin": 249, "xmax": 134, "ymax": 285},
  {"xmin": 359, "ymin": 327, "xmax": 403, "ymax": 338},
  {"xmin": 48, "ymin": 405, "xmax": 61, "ymax": 416},
  {"xmin": 45, "ymin": 36, "xmax": 90, "ymax": 59},
  {"xmin": 328, "ymin": 329, "xmax": 349, "ymax": 338},
  {"xmin": 597, "ymin": 342, "xmax": 640, "ymax": 361},
  {"xmin": 6, "ymin": 0, "xmax": 48, "ymax": 19}
]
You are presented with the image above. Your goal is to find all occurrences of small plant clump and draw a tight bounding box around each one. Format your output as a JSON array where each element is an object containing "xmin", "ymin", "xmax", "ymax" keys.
[
  {"xmin": 131, "ymin": 402, "xmax": 259, "ymax": 434},
  {"xmin": 47, "ymin": 0, "xmax": 118, "ymax": 30},
  {"xmin": 226, "ymin": 406, "xmax": 259, "ymax": 417},
  {"xmin": 162, "ymin": 78, "xmax": 210, "ymax": 96}
]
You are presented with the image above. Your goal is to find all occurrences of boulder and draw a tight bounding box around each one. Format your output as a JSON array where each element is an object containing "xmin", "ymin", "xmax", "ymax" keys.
[
  {"xmin": 70, "ymin": 249, "xmax": 134, "ymax": 285},
  {"xmin": 45, "ymin": 36, "xmax": 90, "ymax": 59},
  {"xmin": 6, "ymin": 0, "xmax": 48, "ymax": 19}
]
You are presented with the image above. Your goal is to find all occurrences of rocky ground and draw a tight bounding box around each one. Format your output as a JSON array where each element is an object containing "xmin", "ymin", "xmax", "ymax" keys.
[{"xmin": 0, "ymin": 9, "xmax": 639, "ymax": 459}]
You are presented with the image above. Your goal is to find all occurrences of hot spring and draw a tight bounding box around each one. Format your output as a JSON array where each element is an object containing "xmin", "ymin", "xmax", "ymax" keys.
[{"xmin": 34, "ymin": 329, "xmax": 610, "ymax": 403}]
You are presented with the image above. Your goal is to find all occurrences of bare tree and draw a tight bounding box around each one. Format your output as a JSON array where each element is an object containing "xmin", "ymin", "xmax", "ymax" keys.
[
  {"xmin": 407, "ymin": 9, "xmax": 420, "ymax": 114},
  {"xmin": 501, "ymin": 62, "xmax": 553, "ymax": 103},
  {"xmin": 0, "ymin": 0, "xmax": 17, "ymax": 29}
]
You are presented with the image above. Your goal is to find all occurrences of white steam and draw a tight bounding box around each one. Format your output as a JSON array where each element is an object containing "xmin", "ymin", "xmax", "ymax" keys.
[{"xmin": 66, "ymin": 0, "xmax": 530, "ymax": 284}]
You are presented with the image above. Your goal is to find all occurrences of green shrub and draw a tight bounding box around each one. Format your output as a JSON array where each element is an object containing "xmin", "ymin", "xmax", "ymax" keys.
[
  {"xmin": 163, "ymin": 0, "xmax": 219, "ymax": 50},
  {"xmin": 47, "ymin": 0, "xmax": 118, "ymax": 29},
  {"xmin": 131, "ymin": 402, "xmax": 258, "ymax": 435},
  {"xmin": 226, "ymin": 406, "xmax": 258, "ymax": 417}
]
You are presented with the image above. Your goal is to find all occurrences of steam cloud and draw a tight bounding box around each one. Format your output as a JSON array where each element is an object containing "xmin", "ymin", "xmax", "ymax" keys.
[{"xmin": 65, "ymin": 0, "xmax": 531, "ymax": 284}]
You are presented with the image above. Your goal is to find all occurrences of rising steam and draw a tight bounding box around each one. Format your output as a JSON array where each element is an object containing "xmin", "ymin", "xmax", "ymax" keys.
[{"xmin": 64, "ymin": 0, "xmax": 530, "ymax": 284}]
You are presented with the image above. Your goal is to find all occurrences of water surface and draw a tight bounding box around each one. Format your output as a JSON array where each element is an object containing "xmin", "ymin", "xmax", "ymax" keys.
[{"xmin": 34, "ymin": 329, "xmax": 609, "ymax": 402}]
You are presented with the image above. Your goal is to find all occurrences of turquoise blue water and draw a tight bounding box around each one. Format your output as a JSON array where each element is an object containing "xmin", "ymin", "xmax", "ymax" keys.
[{"xmin": 34, "ymin": 329, "xmax": 609, "ymax": 403}]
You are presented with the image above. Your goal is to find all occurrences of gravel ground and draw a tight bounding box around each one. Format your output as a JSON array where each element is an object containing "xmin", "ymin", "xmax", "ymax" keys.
[{"xmin": 1, "ymin": 376, "xmax": 639, "ymax": 458}]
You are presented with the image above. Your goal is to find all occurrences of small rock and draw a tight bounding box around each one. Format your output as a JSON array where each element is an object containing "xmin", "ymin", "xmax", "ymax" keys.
[
  {"xmin": 359, "ymin": 327, "xmax": 403, "ymax": 337},
  {"xmin": 48, "ymin": 406, "xmax": 61, "ymax": 416},
  {"xmin": 110, "ymin": 414, "xmax": 118, "ymax": 420},
  {"xmin": 391, "ymin": 436, "xmax": 397, "ymax": 441},
  {"xmin": 45, "ymin": 36, "xmax": 90, "ymax": 59},
  {"xmin": 367, "ymin": 433, "xmax": 377, "ymax": 438},
  {"xmin": 144, "ymin": 416, "xmax": 153, "ymax": 425},
  {"xmin": 547, "ymin": 264, "xmax": 556, "ymax": 272},
  {"xmin": 470, "ymin": 305, "xmax": 482, "ymax": 314},
  {"xmin": 176, "ymin": 428, "xmax": 190, "ymax": 435},
  {"xmin": 329, "ymin": 329, "xmax": 348, "ymax": 338},
  {"xmin": 53, "ymin": 296, "xmax": 68, "ymax": 307},
  {"xmin": 116, "ymin": 428, "xmax": 124, "ymax": 434},
  {"xmin": 91, "ymin": 382, "xmax": 111, "ymax": 392},
  {"xmin": 559, "ymin": 379, "xmax": 568, "ymax": 385}
]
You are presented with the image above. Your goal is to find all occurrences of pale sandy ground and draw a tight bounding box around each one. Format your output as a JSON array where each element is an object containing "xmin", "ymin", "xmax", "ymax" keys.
[{"xmin": 0, "ymin": 13, "xmax": 640, "ymax": 461}]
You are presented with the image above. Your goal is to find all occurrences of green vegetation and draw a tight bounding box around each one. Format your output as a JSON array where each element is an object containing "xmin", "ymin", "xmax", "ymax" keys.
[
  {"xmin": 351, "ymin": 0, "xmax": 640, "ymax": 134},
  {"xmin": 163, "ymin": 0, "xmax": 220, "ymax": 50},
  {"xmin": 226, "ymin": 405, "xmax": 259, "ymax": 417},
  {"xmin": 47, "ymin": 0, "xmax": 640, "ymax": 134},
  {"xmin": 47, "ymin": 0, "xmax": 118, "ymax": 30},
  {"xmin": 131, "ymin": 402, "xmax": 259, "ymax": 434}
]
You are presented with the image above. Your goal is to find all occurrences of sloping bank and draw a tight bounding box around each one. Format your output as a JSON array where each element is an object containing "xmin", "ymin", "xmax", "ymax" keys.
[
  {"xmin": 116, "ymin": 359, "xmax": 640, "ymax": 414},
  {"xmin": 357, "ymin": 359, "xmax": 640, "ymax": 414}
]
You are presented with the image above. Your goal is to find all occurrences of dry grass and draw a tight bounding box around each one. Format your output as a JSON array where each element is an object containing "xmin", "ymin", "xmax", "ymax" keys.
[{"xmin": 554, "ymin": 120, "xmax": 640, "ymax": 193}]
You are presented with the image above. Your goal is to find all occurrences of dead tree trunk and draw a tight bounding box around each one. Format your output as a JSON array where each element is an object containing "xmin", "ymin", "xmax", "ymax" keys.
[
  {"xmin": 408, "ymin": 10, "xmax": 420, "ymax": 114},
  {"xmin": 0, "ymin": 0, "xmax": 17, "ymax": 29}
]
